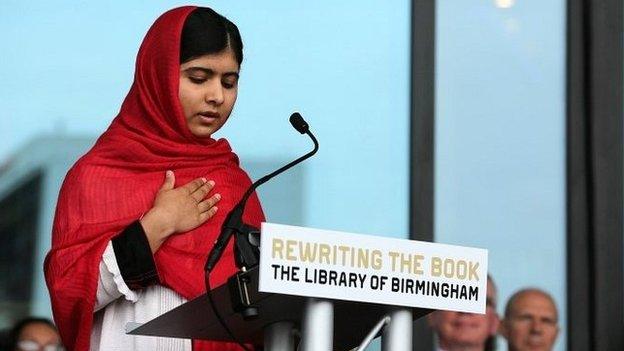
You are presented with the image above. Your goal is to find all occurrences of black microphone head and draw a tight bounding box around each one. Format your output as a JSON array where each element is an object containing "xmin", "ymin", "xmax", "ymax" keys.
[{"xmin": 289, "ymin": 112, "xmax": 309, "ymax": 134}]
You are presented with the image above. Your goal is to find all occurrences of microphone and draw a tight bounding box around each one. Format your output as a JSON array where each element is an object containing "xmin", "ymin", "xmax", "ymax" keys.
[
  {"xmin": 205, "ymin": 112, "xmax": 319, "ymax": 273},
  {"xmin": 290, "ymin": 112, "xmax": 309, "ymax": 134}
]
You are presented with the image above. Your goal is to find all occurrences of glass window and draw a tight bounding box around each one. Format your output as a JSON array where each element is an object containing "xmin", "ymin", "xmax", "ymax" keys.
[
  {"xmin": 435, "ymin": 1, "xmax": 566, "ymax": 350},
  {"xmin": 0, "ymin": 174, "xmax": 41, "ymax": 328},
  {"xmin": 218, "ymin": 1, "xmax": 411, "ymax": 238}
]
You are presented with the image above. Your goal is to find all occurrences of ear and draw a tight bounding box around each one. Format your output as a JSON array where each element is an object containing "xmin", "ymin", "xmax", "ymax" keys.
[
  {"xmin": 498, "ymin": 319, "xmax": 509, "ymax": 338},
  {"xmin": 489, "ymin": 312, "xmax": 501, "ymax": 336},
  {"xmin": 427, "ymin": 312, "xmax": 437, "ymax": 328}
]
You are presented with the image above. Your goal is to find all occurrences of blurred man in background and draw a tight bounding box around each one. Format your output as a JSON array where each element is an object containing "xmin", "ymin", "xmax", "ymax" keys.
[
  {"xmin": 5, "ymin": 317, "xmax": 63, "ymax": 351},
  {"xmin": 500, "ymin": 288, "xmax": 559, "ymax": 351},
  {"xmin": 428, "ymin": 275, "xmax": 499, "ymax": 351}
]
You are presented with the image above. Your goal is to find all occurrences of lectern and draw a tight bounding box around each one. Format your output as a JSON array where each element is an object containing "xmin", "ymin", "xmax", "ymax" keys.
[{"xmin": 129, "ymin": 223, "xmax": 488, "ymax": 351}]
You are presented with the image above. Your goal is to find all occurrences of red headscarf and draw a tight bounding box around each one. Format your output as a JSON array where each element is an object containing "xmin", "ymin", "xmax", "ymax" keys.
[{"xmin": 44, "ymin": 6, "xmax": 264, "ymax": 351}]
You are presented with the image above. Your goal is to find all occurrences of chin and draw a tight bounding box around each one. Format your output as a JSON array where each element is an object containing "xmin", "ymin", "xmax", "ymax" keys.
[
  {"xmin": 189, "ymin": 125, "xmax": 219, "ymax": 138},
  {"xmin": 193, "ymin": 133, "xmax": 213, "ymax": 138}
]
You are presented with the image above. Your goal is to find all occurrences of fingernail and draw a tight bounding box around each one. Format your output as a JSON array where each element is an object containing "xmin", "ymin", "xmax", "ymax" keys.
[
  {"xmin": 201, "ymin": 177, "xmax": 207, "ymax": 183},
  {"xmin": 215, "ymin": 193, "xmax": 221, "ymax": 200},
  {"xmin": 213, "ymin": 206, "xmax": 218, "ymax": 212},
  {"xmin": 166, "ymin": 170, "xmax": 172, "ymax": 176},
  {"xmin": 208, "ymin": 180, "xmax": 215, "ymax": 186}
]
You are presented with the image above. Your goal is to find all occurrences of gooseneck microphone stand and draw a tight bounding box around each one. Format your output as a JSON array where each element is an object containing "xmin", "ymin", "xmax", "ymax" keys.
[{"xmin": 203, "ymin": 112, "xmax": 319, "ymax": 350}]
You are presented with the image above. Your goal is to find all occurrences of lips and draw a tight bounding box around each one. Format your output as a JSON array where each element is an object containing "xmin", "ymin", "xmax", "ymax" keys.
[
  {"xmin": 527, "ymin": 336, "xmax": 544, "ymax": 347},
  {"xmin": 451, "ymin": 320, "xmax": 478, "ymax": 329},
  {"xmin": 197, "ymin": 111, "xmax": 220, "ymax": 123}
]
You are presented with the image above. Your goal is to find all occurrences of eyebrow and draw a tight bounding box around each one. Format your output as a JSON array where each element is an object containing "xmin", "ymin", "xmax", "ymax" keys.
[{"xmin": 184, "ymin": 67, "xmax": 239, "ymax": 79}]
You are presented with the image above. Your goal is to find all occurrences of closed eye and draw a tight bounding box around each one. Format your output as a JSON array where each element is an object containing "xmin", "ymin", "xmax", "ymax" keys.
[
  {"xmin": 222, "ymin": 73, "xmax": 239, "ymax": 89},
  {"xmin": 222, "ymin": 80, "xmax": 237, "ymax": 89},
  {"xmin": 189, "ymin": 76, "xmax": 207, "ymax": 84}
]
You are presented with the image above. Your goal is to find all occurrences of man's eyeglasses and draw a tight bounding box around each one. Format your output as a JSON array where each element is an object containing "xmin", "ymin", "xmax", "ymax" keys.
[{"xmin": 16, "ymin": 340, "xmax": 65, "ymax": 351}]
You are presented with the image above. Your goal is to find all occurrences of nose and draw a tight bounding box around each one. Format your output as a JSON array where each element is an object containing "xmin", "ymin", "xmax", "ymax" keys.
[
  {"xmin": 204, "ymin": 79, "xmax": 224, "ymax": 105},
  {"xmin": 530, "ymin": 320, "xmax": 544, "ymax": 334}
]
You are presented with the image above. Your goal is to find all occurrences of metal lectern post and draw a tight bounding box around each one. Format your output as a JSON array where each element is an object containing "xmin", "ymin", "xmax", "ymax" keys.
[
  {"xmin": 301, "ymin": 298, "xmax": 334, "ymax": 351},
  {"xmin": 264, "ymin": 321, "xmax": 295, "ymax": 351},
  {"xmin": 381, "ymin": 308, "xmax": 412, "ymax": 351}
]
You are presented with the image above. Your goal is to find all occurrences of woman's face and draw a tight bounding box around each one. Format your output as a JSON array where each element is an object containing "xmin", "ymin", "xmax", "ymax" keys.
[{"xmin": 179, "ymin": 48, "xmax": 239, "ymax": 138}]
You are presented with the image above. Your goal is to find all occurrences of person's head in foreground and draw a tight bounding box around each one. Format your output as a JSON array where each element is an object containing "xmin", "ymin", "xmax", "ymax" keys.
[
  {"xmin": 9, "ymin": 317, "xmax": 64, "ymax": 351},
  {"xmin": 500, "ymin": 288, "xmax": 559, "ymax": 351},
  {"xmin": 428, "ymin": 275, "xmax": 499, "ymax": 351}
]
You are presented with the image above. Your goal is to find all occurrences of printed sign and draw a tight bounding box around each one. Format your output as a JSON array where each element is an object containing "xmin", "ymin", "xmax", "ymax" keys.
[{"xmin": 259, "ymin": 223, "xmax": 488, "ymax": 313}]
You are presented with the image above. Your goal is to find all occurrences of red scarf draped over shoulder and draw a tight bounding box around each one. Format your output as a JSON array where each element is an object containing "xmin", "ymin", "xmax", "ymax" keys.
[{"xmin": 44, "ymin": 6, "xmax": 264, "ymax": 351}]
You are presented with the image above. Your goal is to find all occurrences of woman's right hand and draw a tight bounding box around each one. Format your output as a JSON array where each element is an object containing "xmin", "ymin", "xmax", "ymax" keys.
[{"xmin": 140, "ymin": 170, "xmax": 221, "ymax": 253}]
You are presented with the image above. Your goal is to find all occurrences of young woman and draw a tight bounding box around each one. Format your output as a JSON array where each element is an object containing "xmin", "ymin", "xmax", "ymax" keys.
[{"xmin": 45, "ymin": 7, "xmax": 264, "ymax": 351}]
